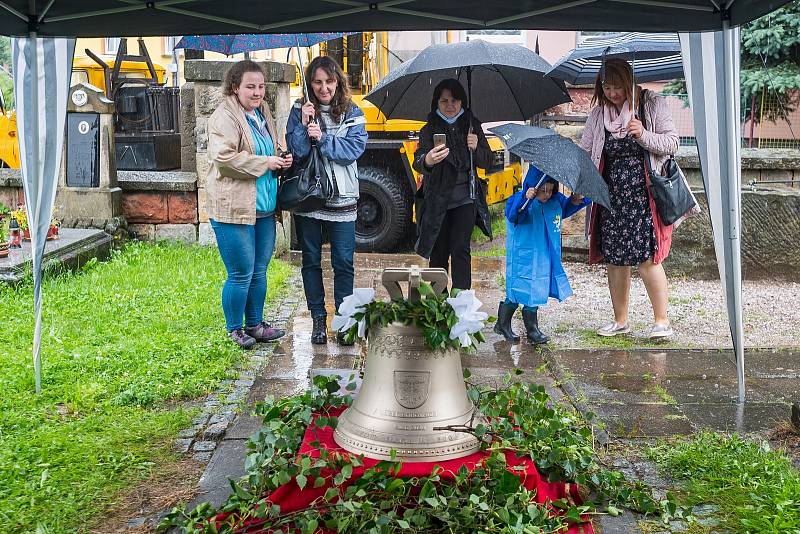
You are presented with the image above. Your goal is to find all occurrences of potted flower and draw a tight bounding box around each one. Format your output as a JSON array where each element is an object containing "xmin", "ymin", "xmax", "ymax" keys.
[
  {"xmin": 11, "ymin": 206, "xmax": 28, "ymax": 240},
  {"xmin": 0, "ymin": 216, "xmax": 9, "ymax": 258},
  {"xmin": 10, "ymin": 207, "xmax": 61, "ymax": 241},
  {"xmin": 48, "ymin": 217, "xmax": 60, "ymax": 239}
]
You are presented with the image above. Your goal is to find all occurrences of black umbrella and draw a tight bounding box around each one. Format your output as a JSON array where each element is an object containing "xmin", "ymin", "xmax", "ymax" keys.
[
  {"xmin": 364, "ymin": 39, "xmax": 571, "ymax": 122},
  {"xmin": 488, "ymin": 123, "xmax": 612, "ymax": 210}
]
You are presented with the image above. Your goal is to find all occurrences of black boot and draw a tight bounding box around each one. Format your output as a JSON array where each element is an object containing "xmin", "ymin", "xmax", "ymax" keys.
[
  {"xmin": 311, "ymin": 315, "xmax": 328, "ymax": 345},
  {"xmin": 493, "ymin": 301, "xmax": 520, "ymax": 343},
  {"xmin": 336, "ymin": 331, "xmax": 354, "ymax": 346},
  {"xmin": 522, "ymin": 307, "xmax": 550, "ymax": 345}
]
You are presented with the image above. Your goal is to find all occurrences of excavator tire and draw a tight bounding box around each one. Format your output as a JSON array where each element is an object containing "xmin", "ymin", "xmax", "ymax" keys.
[{"xmin": 356, "ymin": 166, "xmax": 413, "ymax": 252}]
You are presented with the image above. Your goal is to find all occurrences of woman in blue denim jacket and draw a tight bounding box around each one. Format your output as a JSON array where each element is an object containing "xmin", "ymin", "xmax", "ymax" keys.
[{"xmin": 285, "ymin": 56, "xmax": 368, "ymax": 345}]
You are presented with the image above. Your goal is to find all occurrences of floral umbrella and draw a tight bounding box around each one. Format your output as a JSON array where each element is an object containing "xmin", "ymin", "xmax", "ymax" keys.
[{"xmin": 174, "ymin": 33, "xmax": 354, "ymax": 56}]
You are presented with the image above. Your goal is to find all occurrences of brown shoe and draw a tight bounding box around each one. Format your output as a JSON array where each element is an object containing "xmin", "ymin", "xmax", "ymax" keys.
[
  {"xmin": 229, "ymin": 328, "xmax": 256, "ymax": 349},
  {"xmin": 245, "ymin": 321, "xmax": 285, "ymax": 342}
]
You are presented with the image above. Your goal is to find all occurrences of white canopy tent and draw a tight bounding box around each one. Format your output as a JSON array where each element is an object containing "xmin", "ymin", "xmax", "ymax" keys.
[
  {"xmin": 680, "ymin": 27, "xmax": 746, "ymax": 402},
  {"xmin": 3, "ymin": 0, "xmax": 791, "ymax": 397}
]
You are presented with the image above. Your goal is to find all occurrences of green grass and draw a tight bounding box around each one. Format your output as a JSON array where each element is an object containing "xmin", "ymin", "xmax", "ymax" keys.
[
  {"xmin": 577, "ymin": 328, "xmax": 638, "ymax": 349},
  {"xmin": 0, "ymin": 242, "xmax": 293, "ymax": 532},
  {"xmin": 495, "ymin": 272, "xmax": 506, "ymax": 291},
  {"xmin": 472, "ymin": 245, "xmax": 506, "ymax": 257},
  {"xmin": 576, "ymin": 329, "xmax": 681, "ymax": 350},
  {"xmin": 471, "ymin": 203, "xmax": 507, "ymax": 245},
  {"xmin": 650, "ymin": 432, "xmax": 800, "ymax": 532},
  {"xmin": 650, "ymin": 384, "xmax": 678, "ymax": 405}
]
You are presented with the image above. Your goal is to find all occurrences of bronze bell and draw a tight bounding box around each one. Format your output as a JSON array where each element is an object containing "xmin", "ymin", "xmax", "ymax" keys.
[{"xmin": 334, "ymin": 267, "xmax": 482, "ymax": 462}]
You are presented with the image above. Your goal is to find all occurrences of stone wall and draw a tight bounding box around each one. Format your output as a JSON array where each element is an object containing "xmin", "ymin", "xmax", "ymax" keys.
[
  {"xmin": 562, "ymin": 187, "xmax": 800, "ymax": 281},
  {"xmin": 553, "ymin": 120, "xmax": 800, "ymax": 276},
  {"xmin": 0, "ymin": 172, "xmax": 24, "ymax": 210},
  {"xmin": 668, "ymin": 189, "xmax": 800, "ymax": 280},
  {"xmin": 120, "ymin": 170, "xmax": 199, "ymax": 242},
  {"xmin": 553, "ymin": 119, "xmax": 800, "ymax": 189}
]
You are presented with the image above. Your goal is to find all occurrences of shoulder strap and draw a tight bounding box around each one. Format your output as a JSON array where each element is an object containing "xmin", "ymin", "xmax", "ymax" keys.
[
  {"xmin": 637, "ymin": 89, "xmax": 647, "ymax": 130},
  {"xmin": 637, "ymin": 89, "xmax": 654, "ymax": 183}
]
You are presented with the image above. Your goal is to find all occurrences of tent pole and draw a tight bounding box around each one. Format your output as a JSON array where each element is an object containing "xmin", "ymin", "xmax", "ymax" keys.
[
  {"xmin": 46, "ymin": 0, "xmax": 199, "ymax": 22},
  {"xmin": 607, "ymin": 0, "xmax": 715, "ymax": 11},
  {"xmin": 488, "ymin": 0, "xmax": 596, "ymax": 26},
  {"xmin": 37, "ymin": 0, "xmax": 56, "ymax": 23},
  {"xmin": 722, "ymin": 20, "xmax": 746, "ymax": 403},
  {"xmin": 0, "ymin": 1, "xmax": 27, "ymax": 21}
]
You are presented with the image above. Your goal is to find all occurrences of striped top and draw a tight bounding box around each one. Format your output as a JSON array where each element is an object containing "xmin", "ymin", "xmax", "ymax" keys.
[{"xmin": 294, "ymin": 106, "xmax": 358, "ymax": 222}]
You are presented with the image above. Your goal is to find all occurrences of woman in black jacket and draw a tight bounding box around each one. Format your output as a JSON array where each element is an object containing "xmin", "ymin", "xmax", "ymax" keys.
[{"xmin": 412, "ymin": 79, "xmax": 493, "ymax": 290}]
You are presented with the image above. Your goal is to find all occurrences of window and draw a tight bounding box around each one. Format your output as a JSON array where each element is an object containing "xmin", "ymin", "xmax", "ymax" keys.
[
  {"xmin": 164, "ymin": 36, "xmax": 182, "ymax": 55},
  {"xmin": 463, "ymin": 29, "xmax": 524, "ymax": 45},
  {"xmin": 104, "ymin": 37, "xmax": 121, "ymax": 55},
  {"xmin": 71, "ymin": 70, "xmax": 89, "ymax": 87},
  {"xmin": 576, "ymin": 31, "xmax": 616, "ymax": 44}
]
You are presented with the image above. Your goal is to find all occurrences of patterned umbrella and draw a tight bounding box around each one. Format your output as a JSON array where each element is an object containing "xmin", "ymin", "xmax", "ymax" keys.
[
  {"xmin": 175, "ymin": 33, "xmax": 353, "ymax": 55},
  {"xmin": 548, "ymin": 32, "xmax": 683, "ymax": 84},
  {"xmin": 489, "ymin": 123, "xmax": 611, "ymax": 210}
]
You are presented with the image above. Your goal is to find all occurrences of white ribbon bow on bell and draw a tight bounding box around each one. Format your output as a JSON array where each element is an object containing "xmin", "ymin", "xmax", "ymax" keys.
[
  {"xmin": 446, "ymin": 290, "xmax": 489, "ymax": 348},
  {"xmin": 332, "ymin": 288, "xmax": 376, "ymax": 339}
]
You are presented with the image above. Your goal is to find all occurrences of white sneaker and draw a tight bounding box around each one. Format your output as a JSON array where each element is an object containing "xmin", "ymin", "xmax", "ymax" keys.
[
  {"xmin": 648, "ymin": 323, "xmax": 674, "ymax": 339},
  {"xmin": 597, "ymin": 322, "xmax": 631, "ymax": 337}
]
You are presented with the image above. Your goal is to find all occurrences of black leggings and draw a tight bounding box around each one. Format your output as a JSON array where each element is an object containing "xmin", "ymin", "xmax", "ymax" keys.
[{"xmin": 429, "ymin": 203, "xmax": 475, "ymax": 290}]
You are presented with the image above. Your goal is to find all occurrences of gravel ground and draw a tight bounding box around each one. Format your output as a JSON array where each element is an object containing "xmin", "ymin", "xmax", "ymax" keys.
[{"xmin": 502, "ymin": 261, "xmax": 800, "ymax": 349}]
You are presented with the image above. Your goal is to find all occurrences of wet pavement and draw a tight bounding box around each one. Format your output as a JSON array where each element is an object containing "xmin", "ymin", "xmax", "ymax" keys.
[{"xmin": 189, "ymin": 252, "xmax": 798, "ymax": 531}]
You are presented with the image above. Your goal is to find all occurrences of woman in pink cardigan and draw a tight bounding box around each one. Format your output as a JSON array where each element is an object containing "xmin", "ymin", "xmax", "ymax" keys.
[{"xmin": 579, "ymin": 58, "xmax": 679, "ymax": 339}]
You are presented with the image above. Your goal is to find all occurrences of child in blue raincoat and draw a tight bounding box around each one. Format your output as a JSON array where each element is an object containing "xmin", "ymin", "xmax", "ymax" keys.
[{"xmin": 494, "ymin": 165, "xmax": 590, "ymax": 344}]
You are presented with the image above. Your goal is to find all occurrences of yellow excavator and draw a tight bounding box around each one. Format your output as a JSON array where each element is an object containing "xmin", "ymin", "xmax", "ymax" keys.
[
  {"xmin": 318, "ymin": 33, "xmax": 521, "ymax": 252},
  {"xmin": 0, "ymin": 72, "xmax": 18, "ymax": 169}
]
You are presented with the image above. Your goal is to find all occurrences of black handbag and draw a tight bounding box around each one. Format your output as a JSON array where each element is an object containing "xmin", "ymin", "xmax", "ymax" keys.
[
  {"xmin": 277, "ymin": 142, "xmax": 333, "ymax": 212},
  {"xmin": 639, "ymin": 92, "xmax": 696, "ymax": 226}
]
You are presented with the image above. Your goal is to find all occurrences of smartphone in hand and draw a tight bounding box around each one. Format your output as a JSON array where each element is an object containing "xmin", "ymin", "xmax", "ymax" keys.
[{"xmin": 433, "ymin": 133, "xmax": 446, "ymax": 148}]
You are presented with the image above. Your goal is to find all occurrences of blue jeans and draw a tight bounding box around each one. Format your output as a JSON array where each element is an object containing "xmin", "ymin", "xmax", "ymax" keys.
[
  {"xmin": 504, "ymin": 297, "xmax": 537, "ymax": 314},
  {"xmin": 294, "ymin": 215, "xmax": 355, "ymax": 318},
  {"xmin": 211, "ymin": 216, "xmax": 276, "ymax": 331}
]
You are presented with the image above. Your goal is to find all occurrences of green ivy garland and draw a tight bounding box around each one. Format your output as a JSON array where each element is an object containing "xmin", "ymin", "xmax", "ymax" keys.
[
  {"xmin": 160, "ymin": 372, "xmax": 687, "ymax": 533},
  {"xmin": 339, "ymin": 282, "xmax": 491, "ymax": 352}
]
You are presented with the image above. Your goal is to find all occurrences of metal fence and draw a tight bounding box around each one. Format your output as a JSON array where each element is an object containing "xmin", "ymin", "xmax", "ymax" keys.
[{"xmin": 661, "ymin": 92, "xmax": 800, "ymax": 150}]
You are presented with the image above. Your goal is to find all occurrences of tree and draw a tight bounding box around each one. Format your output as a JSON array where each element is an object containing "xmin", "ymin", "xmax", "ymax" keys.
[
  {"xmin": 0, "ymin": 36, "xmax": 12, "ymax": 109},
  {"xmin": 664, "ymin": 1, "xmax": 800, "ymax": 124},
  {"xmin": 739, "ymin": 0, "xmax": 800, "ymax": 123}
]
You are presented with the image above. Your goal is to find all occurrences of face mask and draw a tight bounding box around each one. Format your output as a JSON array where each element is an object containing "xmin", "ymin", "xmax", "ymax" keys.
[{"xmin": 436, "ymin": 108, "xmax": 464, "ymax": 125}]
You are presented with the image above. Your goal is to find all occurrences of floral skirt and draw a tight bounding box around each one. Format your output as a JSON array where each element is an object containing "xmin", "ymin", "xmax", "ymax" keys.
[{"xmin": 599, "ymin": 133, "xmax": 656, "ymax": 266}]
